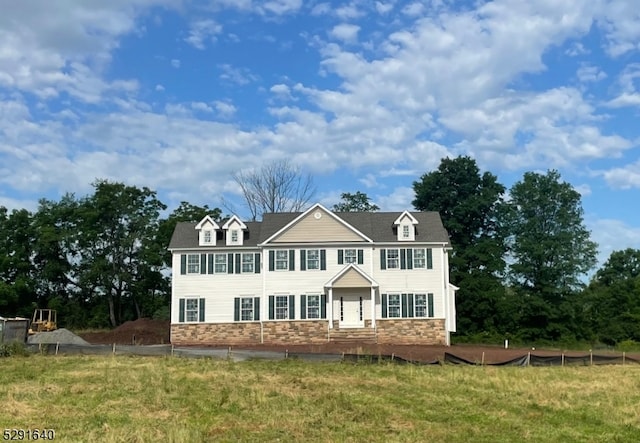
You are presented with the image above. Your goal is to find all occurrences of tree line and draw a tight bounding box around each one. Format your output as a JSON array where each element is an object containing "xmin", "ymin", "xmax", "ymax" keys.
[{"xmin": 0, "ymin": 157, "xmax": 638, "ymax": 346}]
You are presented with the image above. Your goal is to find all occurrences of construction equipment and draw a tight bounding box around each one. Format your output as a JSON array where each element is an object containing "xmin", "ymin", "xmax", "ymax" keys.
[{"xmin": 28, "ymin": 309, "xmax": 58, "ymax": 334}]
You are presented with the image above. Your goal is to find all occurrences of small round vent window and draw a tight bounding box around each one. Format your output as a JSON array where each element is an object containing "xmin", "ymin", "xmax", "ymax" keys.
[{"xmin": 314, "ymin": 211, "xmax": 322, "ymax": 219}]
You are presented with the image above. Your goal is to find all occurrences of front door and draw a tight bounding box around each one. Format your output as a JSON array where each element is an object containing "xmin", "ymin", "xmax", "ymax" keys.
[{"xmin": 339, "ymin": 294, "xmax": 364, "ymax": 328}]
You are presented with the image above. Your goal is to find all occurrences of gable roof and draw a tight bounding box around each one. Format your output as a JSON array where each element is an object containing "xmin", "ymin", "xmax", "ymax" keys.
[
  {"xmin": 260, "ymin": 203, "xmax": 373, "ymax": 245},
  {"xmin": 325, "ymin": 264, "xmax": 379, "ymax": 288},
  {"xmin": 195, "ymin": 215, "xmax": 219, "ymax": 230},
  {"xmin": 221, "ymin": 215, "xmax": 247, "ymax": 230},
  {"xmin": 169, "ymin": 209, "xmax": 449, "ymax": 250}
]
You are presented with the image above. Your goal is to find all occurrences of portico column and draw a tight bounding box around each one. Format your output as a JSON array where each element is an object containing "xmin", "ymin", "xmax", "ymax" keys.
[
  {"xmin": 370, "ymin": 287, "xmax": 376, "ymax": 328},
  {"xmin": 328, "ymin": 287, "xmax": 333, "ymax": 329}
]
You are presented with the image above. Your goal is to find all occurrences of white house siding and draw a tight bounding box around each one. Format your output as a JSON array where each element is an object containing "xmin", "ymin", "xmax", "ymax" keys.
[
  {"xmin": 171, "ymin": 250, "xmax": 263, "ymax": 324},
  {"xmin": 372, "ymin": 245, "xmax": 447, "ymax": 319}
]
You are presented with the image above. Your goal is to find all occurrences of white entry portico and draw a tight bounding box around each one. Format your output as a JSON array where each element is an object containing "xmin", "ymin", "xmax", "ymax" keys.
[{"xmin": 325, "ymin": 264, "xmax": 378, "ymax": 329}]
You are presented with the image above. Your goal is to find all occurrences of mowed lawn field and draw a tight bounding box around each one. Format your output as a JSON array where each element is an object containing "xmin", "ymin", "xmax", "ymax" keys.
[{"xmin": 2, "ymin": 356, "xmax": 640, "ymax": 442}]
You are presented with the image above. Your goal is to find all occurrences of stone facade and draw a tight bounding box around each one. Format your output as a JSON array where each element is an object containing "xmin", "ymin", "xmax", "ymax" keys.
[
  {"xmin": 172, "ymin": 319, "xmax": 446, "ymax": 346},
  {"xmin": 375, "ymin": 319, "xmax": 446, "ymax": 345}
]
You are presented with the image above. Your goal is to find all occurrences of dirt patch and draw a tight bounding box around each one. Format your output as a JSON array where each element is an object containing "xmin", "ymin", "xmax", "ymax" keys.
[{"xmin": 79, "ymin": 318, "xmax": 170, "ymax": 345}]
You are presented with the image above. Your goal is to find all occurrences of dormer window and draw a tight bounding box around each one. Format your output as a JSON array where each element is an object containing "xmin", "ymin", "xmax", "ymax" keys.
[
  {"xmin": 394, "ymin": 211, "xmax": 418, "ymax": 241},
  {"xmin": 222, "ymin": 215, "xmax": 248, "ymax": 246},
  {"xmin": 195, "ymin": 216, "xmax": 220, "ymax": 246}
]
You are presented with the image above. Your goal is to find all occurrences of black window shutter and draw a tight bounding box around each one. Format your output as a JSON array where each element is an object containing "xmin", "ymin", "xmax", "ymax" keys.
[
  {"xmin": 268, "ymin": 295, "xmax": 275, "ymax": 320},
  {"xmin": 228, "ymin": 253, "xmax": 234, "ymax": 274},
  {"xmin": 428, "ymin": 293, "xmax": 434, "ymax": 317},
  {"xmin": 234, "ymin": 298, "xmax": 240, "ymax": 321},
  {"xmin": 199, "ymin": 298, "xmax": 205, "ymax": 322},
  {"xmin": 289, "ymin": 294, "xmax": 295, "ymax": 319},
  {"xmin": 255, "ymin": 253, "xmax": 261, "ymax": 273},
  {"xmin": 427, "ymin": 248, "xmax": 433, "ymax": 269},
  {"xmin": 179, "ymin": 298, "xmax": 185, "ymax": 322},
  {"xmin": 208, "ymin": 254, "xmax": 214, "ymax": 274},
  {"xmin": 269, "ymin": 250, "xmax": 275, "ymax": 271},
  {"xmin": 180, "ymin": 255, "xmax": 186, "ymax": 275},
  {"xmin": 381, "ymin": 294, "xmax": 388, "ymax": 318},
  {"xmin": 300, "ymin": 250, "xmax": 306, "ymax": 271},
  {"xmin": 320, "ymin": 249, "xmax": 326, "ymax": 270},
  {"xmin": 235, "ymin": 253, "xmax": 241, "ymax": 274},
  {"xmin": 400, "ymin": 249, "xmax": 406, "ymax": 270},
  {"xmin": 407, "ymin": 249, "xmax": 413, "ymax": 270},
  {"xmin": 338, "ymin": 249, "xmax": 344, "ymax": 264},
  {"xmin": 380, "ymin": 249, "xmax": 386, "ymax": 270},
  {"xmin": 289, "ymin": 249, "xmax": 295, "ymax": 271},
  {"xmin": 401, "ymin": 293, "xmax": 407, "ymax": 318},
  {"xmin": 408, "ymin": 293, "xmax": 414, "ymax": 317},
  {"xmin": 300, "ymin": 295, "xmax": 306, "ymax": 319},
  {"xmin": 254, "ymin": 297, "xmax": 260, "ymax": 321},
  {"xmin": 357, "ymin": 249, "xmax": 363, "ymax": 265},
  {"xmin": 200, "ymin": 254, "xmax": 206, "ymax": 274},
  {"xmin": 320, "ymin": 294, "xmax": 327, "ymax": 319}
]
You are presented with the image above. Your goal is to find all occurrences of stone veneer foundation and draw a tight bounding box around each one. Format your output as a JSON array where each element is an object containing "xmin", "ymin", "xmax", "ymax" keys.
[{"xmin": 171, "ymin": 319, "xmax": 446, "ymax": 346}]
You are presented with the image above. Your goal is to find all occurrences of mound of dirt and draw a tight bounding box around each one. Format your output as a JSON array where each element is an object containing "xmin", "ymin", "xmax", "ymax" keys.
[
  {"xmin": 79, "ymin": 318, "xmax": 170, "ymax": 345},
  {"xmin": 28, "ymin": 328, "xmax": 90, "ymax": 345}
]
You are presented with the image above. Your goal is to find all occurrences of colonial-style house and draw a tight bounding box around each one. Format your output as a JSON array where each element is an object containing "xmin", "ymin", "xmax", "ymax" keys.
[{"xmin": 169, "ymin": 203, "xmax": 457, "ymax": 346}]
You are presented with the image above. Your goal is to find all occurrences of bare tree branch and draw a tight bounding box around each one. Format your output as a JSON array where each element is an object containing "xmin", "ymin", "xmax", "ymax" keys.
[{"xmin": 232, "ymin": 160, "xmax": 316, "ymax": 220}]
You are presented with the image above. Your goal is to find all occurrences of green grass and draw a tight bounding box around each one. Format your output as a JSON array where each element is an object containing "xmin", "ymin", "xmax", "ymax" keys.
[{"xmin": 1, "ymin": 356, "xmax": 640, "ymax": 442}]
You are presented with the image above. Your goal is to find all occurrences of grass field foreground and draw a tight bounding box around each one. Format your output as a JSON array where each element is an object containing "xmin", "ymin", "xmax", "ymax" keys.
[{"xmin": 2, "ymin": 355, "xmax": 640, "ymax": 442}]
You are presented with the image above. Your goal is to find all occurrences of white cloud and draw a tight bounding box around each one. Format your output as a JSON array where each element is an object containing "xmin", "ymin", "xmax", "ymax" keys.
[
  {"xmin": 576, "ymin": 64, "xmax": 607, "ymax": 83},
  {"xmin": 329, "ymin": 24, "xmax": 360, "ymax": 43},
  {"xmin": 213, "ymin": 101, "xmax": 237, "ymax": 117},
  {"xmin": 170, "ymin": 59, "xmax": 181, "ymax": 68},
  {"xmin": 402, "ymin": 2, "xmax": 424, "ymax": 17},
  {"xmin": 261, "ymin": 0, "xmax": 302, "ymax": 15},
  {"xmin": 598, "ymin": 161, "xmax": 640, "ymax": 189},
  {"xmin": 589, "ymin": 218, "xmax": 640, "ymax": 267},
  {"xmin": 599, "ymin": 1, "xmax": 640, "ymax": 57},
  {"xmin": 185, "ymin": 19, "xmax": 222, "ymax": 50},
  {"xmin": 606, "ymin": 63, "xmax": 640, "ymax": 108},
  {"xmin": 375, "ymin": 2, "xmax": 394, "ymax": 15},
  {"xmin": 375, "ymin": 186, "xmax": 415, "ymax": 211},
  {"xmin": 155, "ymin": 84, "xmax": 165, "ymax": 91},
  {"xmin": 218, "ymin": 64, "xmax": 259, "ymax": 85}
]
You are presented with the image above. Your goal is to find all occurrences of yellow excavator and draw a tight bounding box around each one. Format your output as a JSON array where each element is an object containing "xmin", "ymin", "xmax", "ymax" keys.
[{"xmin": 28, "ymin": 309, "xmax": 58, "ymax": 334}]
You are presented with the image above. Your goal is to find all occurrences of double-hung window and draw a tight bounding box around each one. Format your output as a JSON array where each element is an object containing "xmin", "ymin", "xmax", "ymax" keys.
[
  {"xmin": 187, "ymin": 254, "xmax": 200, "ymax": 274},
  {"xmin": 306, "ymin": 249, "xmax": 319, "ymax": 270},
  {"xmin": 242, "ymin": 253, "xmax": 254, "ymax": 273},
  {"xmin": 413, "ymin": 249, "xmax": 426, "ymax": 268},
  {"xmin": 275, "ymin": 295, "xmax": 289, "ymax": 319},
  {"xmin": 414, "ymin": 294, "xmax": 427, "ymax": 317},
  {"xmin": 214, "ymin": 253, "xmax": 227, "ymax": 273},
  {"xmin": 185, "ymin": 299, "xmax": 199, "ymax": 321},
  {"xmin": 275, "ymin": 250, "xmax": 289, "ymax": 270},
  {"xmin": 402, "ymin": 225, "xmax": 410, "ymax": 239},
  {"xmin": 386, "ymin": 249, "xmax": 400, "ymax": 269},
  {"xmin": 306, "ymin": 295, "xmax": 320, "ymax": 319},
  {"xmin": 231, "ymin": 230, "xmax": 239, "ymax": 243},
  {"xmin": 344, "ymin": 249, "xmax": 357, "ymax": 264},
  {"xmin": 203, "ymin": 230, "xmax": 212, "ymax": 243},
  {"xmin": 387, "ymin": 294, "xmax": 401, "ymax": 318},
  {"xmin": 241, "ymin": 297, "xmax": 255, "ymax": 321}
]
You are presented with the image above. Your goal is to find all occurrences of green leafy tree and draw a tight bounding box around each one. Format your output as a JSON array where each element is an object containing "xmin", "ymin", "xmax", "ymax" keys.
[
  {"xmin": 507, "ymin": 170, "xmax": 597, "ymax": 340},
  {"xmin": 582, "ymin": 249, "xmax": 640, "ymax": 345},
  {"xmin": 412, "ymin": 156, "xmax": 510, "ymax": 336},
  {"xmin": 332, "ymin": 192, "xmax": 379, "ymax": 212}
]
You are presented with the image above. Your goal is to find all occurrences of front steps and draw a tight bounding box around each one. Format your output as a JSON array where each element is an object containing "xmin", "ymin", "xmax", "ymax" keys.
[{"xmin": 329, "ymin": 327, "xmax": 376, "ymax": 343}]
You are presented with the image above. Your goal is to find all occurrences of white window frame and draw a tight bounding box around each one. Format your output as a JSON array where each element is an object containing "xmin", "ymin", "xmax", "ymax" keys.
[
  {"xmin": 275, "ymin": 295, "xmax": 289, "ymax": 319},
  {"xmin": 306, "ymin": 249, "xmax": 320, "ymax": 270},
  {"xmin": 185, "ymin": 298, "xmax": 200, "ymax": 322},
  {"xmin": 413, "ymin": 248, "xmax": 426, "ymax": 269},
  {"xmin": 242, "ymin": 253, "xmax": 254, "ymax": 273},
  {"xmin": 386, "ymin": 249, "xmax": 400, "ymax": 269},
  {"xmin": 275, "ymin": 250, "xmax": 289, "ymax": 271},
  {"xmin": 387, "ymin": 293, "xmax": 401, "ymax": 318},
  {"xmin": 214, "ymin": 253, "xmax": 227, "ymax": 273},
  {"xmin": 306, "ymin": 294, "xmax": 321, "ymax": 319},
  {"xmin": 402, "ymin": 225, "xmax": 410, "ymax": 239},
  {"xmin": 203, "ymin": 230, "xmax": 212, "ymax": 243},
  {"xmin": 241, "ymin": 297, "xmax": 255, "ymax": 321},
  {"xmin": 414, "ymin": 293, "xmax": 427, "ymax": 317},
  {"xmin": 231, "ymin": 229, "xmax": 239, "ymax": 243},
  {"xmin": 187, "ymin": 254, "xmax": 200, "ymax": 274},
  {"xmin": 344, "ymin": 249, "xmax": 357, "ymax": 264}
]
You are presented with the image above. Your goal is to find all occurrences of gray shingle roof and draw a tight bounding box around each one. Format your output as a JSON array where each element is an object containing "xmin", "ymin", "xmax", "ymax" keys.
[{"xmin": 169, "ymin": 211, "xmax": 449, "ymax": 250}]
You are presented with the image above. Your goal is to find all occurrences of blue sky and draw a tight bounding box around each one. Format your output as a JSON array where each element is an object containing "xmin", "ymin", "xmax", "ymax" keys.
[{"xmin": 1, "ymin": 0, "xmax": 639, "ymax": 267}]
